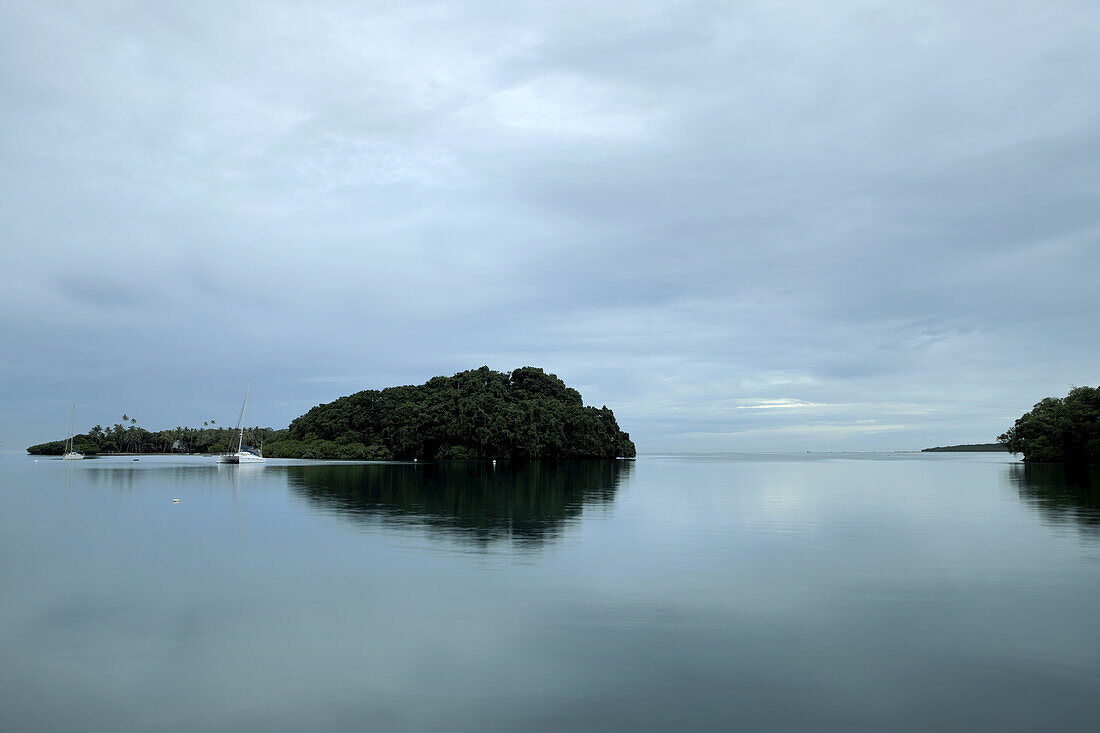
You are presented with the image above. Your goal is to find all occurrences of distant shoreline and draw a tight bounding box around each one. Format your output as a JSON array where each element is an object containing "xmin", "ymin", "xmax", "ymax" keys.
[
  {"xmin": 33, "ymin": 452, "xmax": 218, "ymax": 458},
  {"xmin": 921, "ymin": 443, "xmax": 1008, "ymax": 453}
]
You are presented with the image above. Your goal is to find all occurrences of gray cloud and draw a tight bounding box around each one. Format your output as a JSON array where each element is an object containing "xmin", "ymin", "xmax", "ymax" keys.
[{"xmin": 2, "ymin": 0, "xmax": 1098, "ymax": 451}]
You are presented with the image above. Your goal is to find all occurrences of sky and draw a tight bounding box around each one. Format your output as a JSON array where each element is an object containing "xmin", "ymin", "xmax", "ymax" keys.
[{"xmin": 1, "ymin": 0, "xmax": 1098, "ymax": 453}]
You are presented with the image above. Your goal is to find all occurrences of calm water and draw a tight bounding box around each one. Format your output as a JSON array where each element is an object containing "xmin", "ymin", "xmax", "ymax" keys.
[{"xmin": 2, "ymin": 453, "xmax": 1099, "ymax": 731}]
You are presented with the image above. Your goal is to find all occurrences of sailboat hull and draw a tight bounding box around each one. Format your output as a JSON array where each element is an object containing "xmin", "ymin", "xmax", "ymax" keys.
[{"xmin": 217, "ymin": 451, "xmax": 265, "ymax": 464}]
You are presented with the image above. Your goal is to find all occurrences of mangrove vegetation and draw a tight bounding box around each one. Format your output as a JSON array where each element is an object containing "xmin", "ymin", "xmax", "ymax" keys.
[{"xmin": 999, "ymin": 386, "xmax": 1100, "ymax": 463}]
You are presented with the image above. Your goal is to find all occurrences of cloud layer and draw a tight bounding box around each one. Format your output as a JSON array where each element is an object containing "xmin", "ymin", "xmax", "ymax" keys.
[{"xmin": 2, "ymin": 1, "xmax": 1098, "ymax": 451}]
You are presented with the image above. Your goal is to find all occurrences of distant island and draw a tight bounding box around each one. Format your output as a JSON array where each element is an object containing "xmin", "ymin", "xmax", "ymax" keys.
[
  {"xmin": 999, "ymin": 386, "xmax": 1100, "ymax": 464},
  {"xmin": 27, "ymin": 366, "xmax": 636, "ymax": 461},
  {"xmin": 922, "ymin": 443, "xmax": 1009, "ymax": 453}
]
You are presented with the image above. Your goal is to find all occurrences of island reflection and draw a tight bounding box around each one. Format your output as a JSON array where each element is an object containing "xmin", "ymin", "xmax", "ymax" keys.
[
  {"xmin": 286, "ymin": 459, "xmax": 632, "ymax": 547},
  {"xmin": 1007, "ymin": 463, "xmax": 1100, "ymax": 537}
]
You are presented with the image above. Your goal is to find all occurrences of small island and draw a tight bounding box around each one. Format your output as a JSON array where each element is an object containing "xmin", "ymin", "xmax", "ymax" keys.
[
  {"xmin": 268, "ymin": 366, "xmax": 635, "ymax": 460},
  {"xmin": 922, "ymin": 443, "xmax": 1008, "ymax": 453},
  {"xmin": 28, "ymin": 366, "xmax": 636, "ymax": 461},
  {"xmin": 999, "ymin": 386, "xmax": 1100, "ymax": 463}
]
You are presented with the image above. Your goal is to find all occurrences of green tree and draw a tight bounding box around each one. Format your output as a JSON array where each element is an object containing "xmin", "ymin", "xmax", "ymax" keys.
[{"xmin": 1000, "ymin": 386, "xmax": 1100, "ymax": 463}]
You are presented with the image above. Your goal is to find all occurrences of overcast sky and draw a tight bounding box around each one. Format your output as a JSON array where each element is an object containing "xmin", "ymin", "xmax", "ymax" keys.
[{"xmin": 2, "ymin": 0, "xmax": 1098, "ymax": 452}]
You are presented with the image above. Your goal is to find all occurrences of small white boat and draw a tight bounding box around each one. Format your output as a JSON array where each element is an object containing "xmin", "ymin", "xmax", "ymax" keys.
[
  {"xmin": 62, "ymin": 403, "xmax": 83, "ymax": 460},
  {"xmin": 217, "ymin": 384, "xmax": 266, "ymax": 464},
  {"xmin": 218, "ymin": 447, "xmax": 265, "ymax": 464}
]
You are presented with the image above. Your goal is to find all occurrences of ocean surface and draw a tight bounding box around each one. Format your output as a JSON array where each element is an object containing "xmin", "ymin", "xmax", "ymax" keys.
[{"xmin": 1, "ymin": 452, "xmax": 1098, "ymax": 731}]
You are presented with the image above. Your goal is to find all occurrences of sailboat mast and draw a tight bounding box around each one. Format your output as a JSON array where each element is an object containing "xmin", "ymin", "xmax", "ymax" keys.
[
  {"xmin": 67, "ymin": 403, "xmax": 75, "ymax": 454},
  {"xmin": 238, "ymin": 383, "xmax": 249, "ymax": 453}
]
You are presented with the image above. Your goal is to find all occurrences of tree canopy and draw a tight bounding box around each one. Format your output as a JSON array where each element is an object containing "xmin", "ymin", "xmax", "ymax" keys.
[
  {"xmin": 999, "ymin": 386, "xmax": 1100, "ymax": 463},
  {"xmin": 26, "ymin": 423, "xmax": 282, "ymax": 456},
  {"xmin": 268, "ymin": 366, "xmax": 636, "ymax": 460}
]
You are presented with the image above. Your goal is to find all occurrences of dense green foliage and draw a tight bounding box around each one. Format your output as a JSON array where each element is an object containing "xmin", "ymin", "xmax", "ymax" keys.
[
  {"xmin": 27, "ymin": 422, "xmax": 284, "ymax": 456},
  {"xmin": 922, "ymin": 443, "xmax": 1008, "ymax": 452},
  {"xmin": 268, "ymin": 366, "xmax": 636, "ymax": 460},
  {"xmin": 999, "ymin": 386, "xmax": 1100, "ymax": 463},
  {"xmin": 263, "ymin": 439, "xmax": 392, "ymax": 460}
]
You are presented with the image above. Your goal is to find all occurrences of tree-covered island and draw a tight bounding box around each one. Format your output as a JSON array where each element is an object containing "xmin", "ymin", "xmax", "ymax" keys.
[
  {"xmin": 269, "ymin": 366, "xmax": 635, "ymax": 459},
  {"xmin": 921, "ymin": 443, "xmax": 1008, "ymax": 452},
  {"xmin": 27, "ymin": 366, "xmax": 637, "ymax": 461},
  {"xmin": 999, "ymin": 386, "xmax": 1100, "ymax": 463}
]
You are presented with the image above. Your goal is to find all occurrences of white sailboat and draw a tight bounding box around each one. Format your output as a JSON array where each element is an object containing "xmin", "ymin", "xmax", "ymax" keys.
[
  {"xmin": 62, "ymin": 403, "xmax": 84, "ymax": 460},
  {"xmin": 217, "ymin": 384, "xmax": 265, "ymax": 464}
]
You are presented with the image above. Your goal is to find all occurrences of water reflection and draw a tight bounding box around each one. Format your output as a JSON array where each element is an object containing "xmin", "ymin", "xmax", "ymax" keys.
[
  {"xmin": 287, "ymin": 460, "xmax": 631, "ymax": 547},
  {"xmin": 80, "ymin": 462, "xmax": 268, "ymax": 492},
  {"xmin": 1007, "ymin": 463, "xmax": 1100, "ymax": 537}
]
